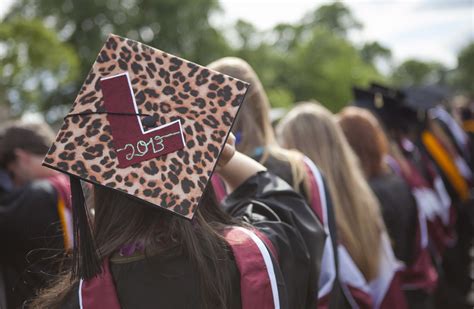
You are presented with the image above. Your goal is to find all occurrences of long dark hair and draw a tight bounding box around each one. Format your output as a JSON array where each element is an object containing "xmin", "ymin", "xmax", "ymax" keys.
[{"xmin": 31, "ymin": 183, "xmax": 238, "ymax": 309}]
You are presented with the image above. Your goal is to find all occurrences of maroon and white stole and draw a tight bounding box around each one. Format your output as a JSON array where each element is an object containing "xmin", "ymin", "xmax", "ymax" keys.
[
  {"xmin": 338, "ymin": 234, "xmax": 407, "ymax": 309},
  {"xmin": 302, "ymin": 157, "xmax": 336, "ymax": 308},
  {"xmin": 78, "ymin": 227, "xmax": 280, "ymax": 309},
  {"xmin": 388, "ymin": 157, "xmax": 439, "ymax": 292}
]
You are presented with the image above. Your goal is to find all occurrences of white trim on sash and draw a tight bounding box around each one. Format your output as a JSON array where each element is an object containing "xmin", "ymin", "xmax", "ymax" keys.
[
  {"xmin": 338, "ymin": 234, "xmax": 401, "ymax": 309},
  {"xmin": 338, "ymin": 245, "xmax": 370, "ymax": 293},
  {"xmin": 78, "ymin": 279, "xmax": 84, "ymax": 309},
  {"xmin": 430, "ymin": 106, "xmax": 469, "ymax": 149},
  {"xmin": 433, "ymin": 177, "xmax": 451, "ymax": 225},
  {"xmin": 235, "ymin": 227, "xmax": 280, "ymax": 309},
  {"xmin": 303, "ymin": 156, "xmax": 328, "ymax": 231},
  {"xmin": 302, "ymin": 156, "xmax": 336, "ymax": 298},
  {"xmin": 412, "ymin": 188, "xmax": 438, "ymax": 248},
  {"xmin": 454, "ymin": 156, "xmax": 472, "ymax": 180},
  {"xmin": 369, "ymin": 233, "xmax": 402, "ymax": 308}
]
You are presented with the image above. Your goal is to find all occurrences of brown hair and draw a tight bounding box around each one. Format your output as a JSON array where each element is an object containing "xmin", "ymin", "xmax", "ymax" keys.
[
  {"xmin": 31, "ymin": 184, "xmax": 238, "ymax": 308},
  {"xmin": 277, "ymin": 102, "xmax": 384, "ymax": 281},
  {"xmin": 207, "ymin": 57, "xmax": 308, "ymax": 194},
  {"xmin": 337, "ymin": 106, "xmax": 390, "ymax": 179},
  {"xmin": 0, "ymin": 120, "xmax": 55, "ymax": 167}
]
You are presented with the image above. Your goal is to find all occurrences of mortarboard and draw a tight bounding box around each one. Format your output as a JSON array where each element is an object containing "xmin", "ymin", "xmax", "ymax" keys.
[
  {"xmin": 42, "ymin": 34, "xmax": 249, "ymax": 279},
  {"xmin": 403, "ymin": 84, "xmax": 450, "ymax": 111},
  {"xmin": 352, "ymin": 86, "xmax": 418, "ymax": 130},
  {"xmin": 369, "ymin": 82, "xmax": 406, "ymax": 103}
]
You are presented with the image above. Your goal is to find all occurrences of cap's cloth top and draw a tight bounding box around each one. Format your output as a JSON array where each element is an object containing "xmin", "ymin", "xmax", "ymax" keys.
[
  {"xmin": 352, "ymin": 86, "xmax": 419, "ymax": 129},
  {"xmin": 403, "ymin": 85, "xmax": 449, "ymax": 111},
  {"xmin": 43, "ymin": 34, "xmax": 249, "ymax": 219}
]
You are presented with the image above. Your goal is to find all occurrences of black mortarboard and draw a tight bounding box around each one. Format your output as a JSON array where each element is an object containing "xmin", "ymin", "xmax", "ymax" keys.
[
  {"xmin": 369, "ymin": 82, "xmax": 406, "ymax": 103},
  {"xmin": 352, "ymin": 86, "xmax": 418, "ymax": 130},
  {"xmin": 403, "ymin": 84, "xmax": 450, "ymax": 111}
]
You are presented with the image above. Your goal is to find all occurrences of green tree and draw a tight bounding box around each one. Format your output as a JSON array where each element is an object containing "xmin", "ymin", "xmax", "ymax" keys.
[
  {"xmin": 236, "ymin": 3, "xmax": 383, "ymax": 111},
  {"xmin": 0, "ymin": 18, "xmax": 79, "ymax": 116},
  {"xmin": 235, "ymin": 19, "xmax": 259, "ymax": 49},
  {"xmin": 5, "ymin": 0, "xmax": 231, "ymax": 115},
  {"xmin": 360, "ymin": 41, "xmax": 392, "ymax": 65},
  {"xmin": 391, "ymin": 59, "xmax": 446, "ymax": 86},
  {"xmin": 283, "ymin": 28, "xmax": 382, "ymax": 111},
  {"xmin": 2, "ymin": 1, "xmax": 389, "ymax": 115},
  {"xmin": 303, "ymin": 2, "xmax": 362, "ymax": 37},
  {"xmin": 452, "ymin": 42, "xmax": 474, "ymax": 97},
  {"xmin": 272, "ymin": 23, "xmax": 303, "ymax": 52}
]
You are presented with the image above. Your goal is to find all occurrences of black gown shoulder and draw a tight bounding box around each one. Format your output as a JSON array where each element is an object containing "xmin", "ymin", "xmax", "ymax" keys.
[
  {"xmin": 222, "ymin": 171, "xmax": 326, "ymax": 309},
  {"xmin": 0, "ymin": 179, "xmax": 64, "ymax": 309},
  {"xmin": 369, "ymin": 172, "xmax": 418, "ymax": 265}
]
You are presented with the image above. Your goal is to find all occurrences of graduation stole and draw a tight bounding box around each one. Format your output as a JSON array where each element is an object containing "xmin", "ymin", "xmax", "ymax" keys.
[
  {"xmin": 421, "ymin": 130, "xmax": 469, "ymax": 201},
  {"xmin": 78, "ymin": 227, "xmax": 280, "ymax": 309},
  {"xmin": 47, "ymin": 174, "xmax": 73, "ymax": 250},
  {"xmin": 302, "ymin": 157, "xmax": 338, "ymax": 306}
]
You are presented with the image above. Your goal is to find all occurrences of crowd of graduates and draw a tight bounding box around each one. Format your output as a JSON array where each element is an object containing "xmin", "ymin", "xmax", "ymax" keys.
[{"xmin": 0, "ymin": 48, "xmax": 473, "ymax": 309}]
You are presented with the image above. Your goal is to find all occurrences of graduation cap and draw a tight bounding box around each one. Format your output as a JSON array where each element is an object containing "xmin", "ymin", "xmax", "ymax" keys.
[
  {"xmin": 352, "ymin": 86, "xmax": 417, "ymax": 130},
  {"xmin": 403, "ymin": 84, "xmax": 450, "ymax": 111},
  {"xmin": 352, "ymin": 86, "xmax": 396, "ymax": 111},
  {"xmin": 42, "ymin": 34, "xmax": 249, "ymax": 279},
  {"xmin": 369, "ymin": 82, "xmax": 406, "ymax": 102}
]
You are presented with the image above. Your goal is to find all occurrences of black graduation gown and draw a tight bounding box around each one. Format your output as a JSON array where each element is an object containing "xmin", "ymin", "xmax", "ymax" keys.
[
  {"xmin": 254, "ymin": 153, "xmax": 349, "ymax": 308},
  {"xmin": 369, "ymin": 173, "xmax": 418, "ymax": 266},
  {"xmin": 61, "ymin": 171, "xmax": 325, "ymax": 309},
  {"xmin": 0, "ymin": 179, "xmax": 64, "ymax": 309}
]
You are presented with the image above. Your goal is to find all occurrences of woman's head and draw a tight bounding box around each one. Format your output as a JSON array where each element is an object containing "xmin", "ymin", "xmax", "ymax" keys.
[
  {"xmin": 277, "ymin": 102, "xmax": 383, "ymax": 281},
  {"xmin": 208, "ymin": 57, "xmax": 308, "ymax": 195},
  {"xmin": 337, "ymin": 106, "xmax": 389, "ymax": 179},
  {"xmin": 207, "ymin": 57, "xmax": 275, "ymax": 156}
]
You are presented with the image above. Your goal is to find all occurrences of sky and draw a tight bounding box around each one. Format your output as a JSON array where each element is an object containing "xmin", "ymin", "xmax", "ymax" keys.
[
  {"xmin": 217, "ymin": 0, "xmax": 474, "ymax": 68},
  {"xmin": 1, "ymin": 0, "xmax": 473, "ymax": 68}
]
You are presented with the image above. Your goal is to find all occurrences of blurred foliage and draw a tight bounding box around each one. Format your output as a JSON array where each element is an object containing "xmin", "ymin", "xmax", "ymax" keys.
[
  {"xmin": 232, "ymin": 3, "xmax": 383, "ymax": 111},
  {"xmin": 4, "ymin": 0, "xmax": 230, "ymax": 117},
  {"xmin": 452, "ymin": 42, "xmax": 474, "ymax": 97},
  {"xmin": 0, "ymin": 1, "xmax": 472, "ymax": 119},
  {"xmin": 360, "ymin": 41, "xmax": 392, "ymax": 65},
  {"xmin": 0, "ymin": 18, "xmax": 79, "ymax": 115},
  {"xmin": 391, "ymin": 59, "xmax": 447, "ymax": 87},
  {"xmin": 304, "ymin": 2, "xmax": 362, "ymax": 37}
]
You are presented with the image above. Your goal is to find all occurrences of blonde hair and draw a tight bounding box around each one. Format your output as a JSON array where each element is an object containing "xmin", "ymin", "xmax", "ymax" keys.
[
  {"xmin": 277, "ymin": 102, "xmax": 383, "ymax": 281},
  {"xmin": 208, "ymin": 57, "xmax": 307, "ymax": 194},
  {"xmin": 207, "ymin": 57, "xmax": 275, "ymax": 156}
]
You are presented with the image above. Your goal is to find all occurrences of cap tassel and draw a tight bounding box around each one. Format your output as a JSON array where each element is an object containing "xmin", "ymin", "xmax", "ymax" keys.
[{"xmin": 70, "ymin": 175, "xmax": 102, "ymax": 280}]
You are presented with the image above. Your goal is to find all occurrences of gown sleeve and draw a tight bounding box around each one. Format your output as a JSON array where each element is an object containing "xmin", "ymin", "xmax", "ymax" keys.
[{"xmin": 221, "ymin": 171, "xmax": 326, "ymax": 309}]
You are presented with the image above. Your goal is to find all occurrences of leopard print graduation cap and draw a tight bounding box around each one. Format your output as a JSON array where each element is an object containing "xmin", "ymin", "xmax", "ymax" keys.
[{"xmin": 43, "ymin": 34, "xmax": 249, "ymax": 220}]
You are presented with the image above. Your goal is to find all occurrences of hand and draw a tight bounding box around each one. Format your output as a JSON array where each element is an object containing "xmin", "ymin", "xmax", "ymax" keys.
[
  {"xmin": 216, "ymin": 133, "xmax": 236, "ymax": 171},
  {"xmin": 217, "ymin": 150, "xmax": 266, "ymax": 193}
]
